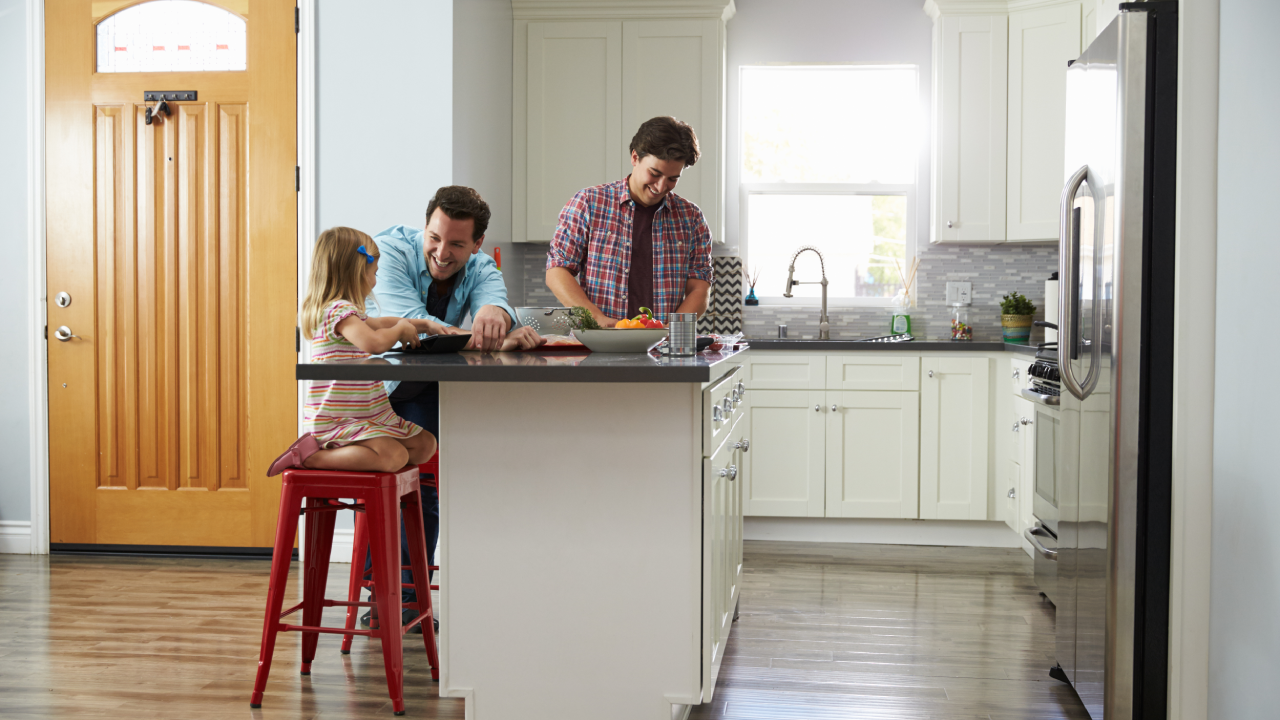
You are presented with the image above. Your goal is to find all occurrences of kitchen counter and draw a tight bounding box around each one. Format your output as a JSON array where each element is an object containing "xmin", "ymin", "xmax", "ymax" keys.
[
  {"xmin": 744, "ymin": 338, "xmax": 1042, "ymax": 355},
  {"xmin": 295, "ymin": 347, "xmax": 747, "ymax": 383},
  {"xmin": 295, "ymin": 353, "xmax": 745, "ymax": 719}
]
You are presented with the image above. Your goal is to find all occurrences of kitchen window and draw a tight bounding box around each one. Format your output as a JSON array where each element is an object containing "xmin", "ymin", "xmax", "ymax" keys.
[{"xmin": 740, "ymin": 65, "xmax": 921, "ymax": 305}]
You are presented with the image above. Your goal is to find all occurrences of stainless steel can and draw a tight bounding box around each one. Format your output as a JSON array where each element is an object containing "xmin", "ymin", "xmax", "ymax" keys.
[{"xmin": 666, "ymin": 313, "xmax": 698, "ymax": 357}]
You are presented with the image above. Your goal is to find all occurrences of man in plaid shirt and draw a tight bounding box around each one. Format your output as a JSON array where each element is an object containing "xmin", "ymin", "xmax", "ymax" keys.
[{"xmin": 546, "ymin": 116, "xmax": 713, "ymax": 326}]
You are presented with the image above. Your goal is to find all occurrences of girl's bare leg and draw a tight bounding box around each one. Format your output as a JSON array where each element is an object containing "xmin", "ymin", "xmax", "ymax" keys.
[
  {"xmin": 401, "ymin": 430, "xmax": 438, "ymax": 466},
  {"xmin": 303, "ymin": 437, "xmax": 409, "ymax": 473}
]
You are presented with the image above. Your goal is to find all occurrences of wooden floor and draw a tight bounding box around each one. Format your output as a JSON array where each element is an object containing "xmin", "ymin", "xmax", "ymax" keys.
[{"xmin": 0, "ymin": 542, "xmax": 1088, "ymax": 719}]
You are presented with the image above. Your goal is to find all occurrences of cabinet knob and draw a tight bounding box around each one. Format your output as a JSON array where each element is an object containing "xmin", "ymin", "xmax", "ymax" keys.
[
  {"xmin": 814, "ymin": 404, "xmax": 820, "ymax": 412},
  {"xmin": 719, "ymin": 465, "xmax": 738, "ymax": 481},
  {"xmin": 1020, "ymin": 417, "xmax": 1033, "ymax": 426},
  {"xmin": 1012, "ymin": 369, "xmax": 1020, "ymax": 380},
  {"xmin": 831, "ymin": 404, "xmax": 838, "ymax": 412},
  {"xmin": 947, "ymin": 220, "xmax": 954, "ymax": 229},
  {"xmin": 928, "ymin": 370, "xmax": 934, "ymax": 378},
  {"xmin": 734, "ymin": 438, "xmax": 750, "ymax": 452},
  {"xmin": 1012, "ymin": 422, "xmax": 1020, "ymax": 433},
  {"xmin": 712, "ymin": 406, "xmax": 722, "ymax": 423},
  {"xmin": 1008, "ymin": 488, "xmax": 1017, "ymax": 498}
]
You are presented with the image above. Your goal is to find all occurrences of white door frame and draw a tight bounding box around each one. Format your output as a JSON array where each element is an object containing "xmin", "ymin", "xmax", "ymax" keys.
[{"xmin": 25, "ymin": 0, "xmax": 48, "ymax": 556}]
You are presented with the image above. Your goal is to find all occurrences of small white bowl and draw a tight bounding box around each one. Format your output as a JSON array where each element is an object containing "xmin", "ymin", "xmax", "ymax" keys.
[{"xmin": 572, "ymin": 328, "xmax": 669, "ymax": 353}]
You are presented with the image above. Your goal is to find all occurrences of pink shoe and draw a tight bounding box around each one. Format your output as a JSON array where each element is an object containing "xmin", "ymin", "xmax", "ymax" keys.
[{"xmin": 267, "ymin": 433, "xmax": 321, "ymax": 477}]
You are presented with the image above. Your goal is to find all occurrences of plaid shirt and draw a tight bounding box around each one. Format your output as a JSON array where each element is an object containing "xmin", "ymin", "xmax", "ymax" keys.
[{"xmin": 546, "ymin": 177, "xmax": 713, "ymax": 322}]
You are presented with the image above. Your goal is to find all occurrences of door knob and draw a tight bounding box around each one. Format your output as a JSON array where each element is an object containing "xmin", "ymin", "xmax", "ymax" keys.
[{"xmin": 54, "ymin": 326, "xmax": 77, "ymax": 342}]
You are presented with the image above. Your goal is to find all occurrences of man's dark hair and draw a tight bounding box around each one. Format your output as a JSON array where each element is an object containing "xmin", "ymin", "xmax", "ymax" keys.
[
  {"xmin": 629, "ymin": 116, "xmax": 700, "ymax": 167},
  {"xmin": 426, "ymin": 185, "xmax": 491, "ymax": 241}
]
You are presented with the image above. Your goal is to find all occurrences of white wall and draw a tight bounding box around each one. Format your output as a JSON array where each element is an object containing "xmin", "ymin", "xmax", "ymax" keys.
[
  {"xmin": 452, "ymin": 0, "xmax": 521, "ymax": 303},
  {"xmin": 0, "ymin": 0, "xmax": 32, "ymax": 528},
  {"xmin": 1210, "ymin": 0, "xmax": 1280, "ymax": 715},
  {"xmin": 317, "ymin": 0, "xmax": 452, "ymax": 238},
  {"xmin": 315, "ymin": 0, "xmax": 452, "ymax": 538},
  {"xmin": 723, "ymin": 0, "xmax": 934, "ymax": 255}
]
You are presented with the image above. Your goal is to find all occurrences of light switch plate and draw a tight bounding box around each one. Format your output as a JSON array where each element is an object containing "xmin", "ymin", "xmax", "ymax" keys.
[{"xmin": 945, "ymin": 281, "xmax": 973, "ymax": 305}]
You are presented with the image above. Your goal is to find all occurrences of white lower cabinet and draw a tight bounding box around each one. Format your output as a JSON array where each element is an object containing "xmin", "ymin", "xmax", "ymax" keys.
[
  {"xmin": 741, "ymin": 389, "xmax": 825, "ymax": 517},
  {"xmin": 702, "ymin": 412, "xmax": 743, "ymax": 702},
  {"xmin": 742, "ymin": 353, "xmax": 993, "ymax": 521},
  {"xmin": 825, "ymin": 391, "xmax": 920, "ymax": 519},
  {"xmin": 920, "ymin": 357, "xmax": 992, "ymax": 520}
]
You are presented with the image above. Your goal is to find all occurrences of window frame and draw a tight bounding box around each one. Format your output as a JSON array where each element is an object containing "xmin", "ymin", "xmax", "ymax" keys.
[{"xmin": 738, "ymin": 63, "xmax": 921, "ymax": 309}]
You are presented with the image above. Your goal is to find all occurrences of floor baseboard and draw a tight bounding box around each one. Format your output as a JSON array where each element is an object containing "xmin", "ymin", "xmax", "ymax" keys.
[
  {"xmin": 744, "ymin": 517, "xmax": 1022, "ymax": 548},
  {"xmin": 0, "ymin": 521, "xmax": 31, "ymax": 554}
]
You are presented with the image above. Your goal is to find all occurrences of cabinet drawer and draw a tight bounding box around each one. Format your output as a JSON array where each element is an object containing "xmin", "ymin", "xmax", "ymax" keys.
[
  {"xmin": 704, "ymin": 365, "xmax": 745, "ymax": 456},
  {"xmin": 742, "ymin": 353, "xmax": 825, "ymax": 390},
  {"xmin": 826, "ymin": 355, "xmax": 920, "ymax": 391},
  {"xmin": 1010, "ymin": 357, "xmax": 1032, "ymax": 396}
]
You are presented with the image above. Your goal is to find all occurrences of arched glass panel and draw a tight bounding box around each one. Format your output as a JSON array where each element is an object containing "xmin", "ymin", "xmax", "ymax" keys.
[{"xmin": 96, "ymin": 0, "xmax": 246, "ymax": 73}]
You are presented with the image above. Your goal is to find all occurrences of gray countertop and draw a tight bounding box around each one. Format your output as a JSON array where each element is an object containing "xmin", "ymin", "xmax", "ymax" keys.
[
  {"xmin": 745, "ymin": 338, "xmax": 1042, "ymax": 355},
  {"xmin": 296, "ymin": 347, "xmax": 749, "ymax": 383},
  {"xmin": 296, "ymin": 340, "xmax": 1043, "ymax": 383}
]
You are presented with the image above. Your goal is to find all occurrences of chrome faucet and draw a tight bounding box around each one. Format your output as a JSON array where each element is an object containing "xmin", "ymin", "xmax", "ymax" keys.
[{"xmin": 782, "ymin": 246, "xmax": 830, "ymax": 340}]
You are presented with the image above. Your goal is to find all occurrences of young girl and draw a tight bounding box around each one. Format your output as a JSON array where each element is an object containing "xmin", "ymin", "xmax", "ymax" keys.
[{"xmin": 268, "ymin": 227, "xmax": 443, "ymax": 476}]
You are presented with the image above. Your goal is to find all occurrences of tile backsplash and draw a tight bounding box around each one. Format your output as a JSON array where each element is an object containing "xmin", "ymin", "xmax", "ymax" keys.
[{"xmin": 513, "ymin": 242, "xmax": 1058, "ymax": 343}]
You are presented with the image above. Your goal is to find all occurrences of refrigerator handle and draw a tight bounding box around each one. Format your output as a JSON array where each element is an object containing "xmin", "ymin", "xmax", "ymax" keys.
[{"xmin": 1058, "ymin": 164, "xmax": 1099, "ymax": 401}]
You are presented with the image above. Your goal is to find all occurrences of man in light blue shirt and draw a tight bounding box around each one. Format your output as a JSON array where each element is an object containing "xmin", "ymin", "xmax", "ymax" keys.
[{"xmin": 366, "ymin": 186, "xmax": 540, "ymax": 632}]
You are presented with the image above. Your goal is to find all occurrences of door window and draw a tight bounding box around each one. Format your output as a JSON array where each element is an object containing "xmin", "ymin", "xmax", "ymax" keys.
[{"xmin": 96, "ymin": 0, "xmax": 246, "ymax": 73}]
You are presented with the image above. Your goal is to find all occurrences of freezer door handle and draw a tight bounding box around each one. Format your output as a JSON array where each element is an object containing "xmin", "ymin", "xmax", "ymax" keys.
[
  {"xmin": 1058, "ymin": 164, "xmax": 1102, "ymax": 401},
  {"xmin": 1025, "ymin": 526, "xmax": 1059, "ymax": 560}
]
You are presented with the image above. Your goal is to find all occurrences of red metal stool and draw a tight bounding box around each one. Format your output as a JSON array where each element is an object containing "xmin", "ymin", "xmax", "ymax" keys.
[
  {"xmin": 250, "ymin": 466, "xmax": 439, "ymax": 716},
  {"xmin": 341, "ymin": 453, "xmax": 440, "ymax": 653}
]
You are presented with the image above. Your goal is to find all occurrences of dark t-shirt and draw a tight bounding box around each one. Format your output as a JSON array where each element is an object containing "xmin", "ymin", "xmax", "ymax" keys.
[
  {"xmin": 627, "ymin": 201, "xmax": 660, "ymax": 319},
  {"xmin": 425, "ymin": 278, "xmax": 453, "ymax": 323}
]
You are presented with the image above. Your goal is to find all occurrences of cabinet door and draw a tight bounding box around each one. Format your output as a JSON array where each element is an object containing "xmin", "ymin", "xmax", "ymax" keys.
[
  {"xmin": 826, "ymin": 355, "xmax": 921, "ymax": 391},
  {"xmin": 741, "ymin": 390, "xmax": 825, "ymax": 517},
  {"xmin": 1003, "ymin": 458, "xmax": 1023, "ymax": 533},
  {"xmin": 920, "ymin": 357, "xmax": 991, "ymax": 519},
  {"xmin": 525, "ymin": 22, "xmax": 622, "ymax": 241},
  {"xmin": 933, "ymin": 15, "xmax": 1008, "ymax": 243},
  {"xmin": 742, "ymin": 352, "xmax": 825, "ymax": 390},
  {"xmin": 622, "ymin": 19, "xmax": 721, "ymax": 239},
  {"xmin": 701, "ymin": 413, "xmax": 738, "ymax": 702},
  {"xmin": 1007, "ymin": 4, "xmax": 1082, "ymax": 241},
  {"xmin": 825, "ymin": 391, "xmax": 920, "ymax": 519}
]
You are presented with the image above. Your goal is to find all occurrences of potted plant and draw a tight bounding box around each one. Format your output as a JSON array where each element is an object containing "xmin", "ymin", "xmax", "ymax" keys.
[{"xmin": 1000, "ymin": 292, "xmax": 1036, "ymax": 344}]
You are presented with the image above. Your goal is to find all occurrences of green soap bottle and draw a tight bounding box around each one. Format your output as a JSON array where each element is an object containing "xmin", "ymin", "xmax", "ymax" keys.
[{"xmin": 891, "ymin": 313, "xmax": 911, "ymax": 335}]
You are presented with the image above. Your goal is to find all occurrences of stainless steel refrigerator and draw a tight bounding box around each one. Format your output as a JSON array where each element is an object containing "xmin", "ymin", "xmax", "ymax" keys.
[{"xmin": 1053, "ymin": 2, "xmax": 1177, "ymax": 718}]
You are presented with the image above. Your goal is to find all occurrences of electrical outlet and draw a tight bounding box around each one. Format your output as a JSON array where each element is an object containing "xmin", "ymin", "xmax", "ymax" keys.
[{"xmin": 945, "ymin": 281, "xmax": 973, "ymax": 304}]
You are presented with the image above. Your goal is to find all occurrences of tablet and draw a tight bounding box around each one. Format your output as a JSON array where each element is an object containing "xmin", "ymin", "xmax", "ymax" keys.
[{"xmin": 392, "ymin": 334, "xmax": 472, "ymax": 354}]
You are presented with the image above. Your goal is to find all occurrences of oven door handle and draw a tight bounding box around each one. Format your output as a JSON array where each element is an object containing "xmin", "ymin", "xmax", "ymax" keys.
[{"xmin": 1024, "ymin": 526, "xmax": 1059, "ymax": 560}]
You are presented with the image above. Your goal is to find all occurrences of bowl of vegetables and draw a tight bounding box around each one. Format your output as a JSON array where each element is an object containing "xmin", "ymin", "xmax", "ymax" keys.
[{"xmin": 569, "ymin": 306, "xmax": 669, "ymax": 353}]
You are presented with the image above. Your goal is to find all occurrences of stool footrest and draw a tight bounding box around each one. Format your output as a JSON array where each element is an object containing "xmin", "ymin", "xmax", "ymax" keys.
[
  {"xmin": 279, "ymin": 601, "xmax": 304, "ymax": 620},
  {"xmin": 280, "ymin": 623, "xmax": 374, "ymax": 637}
]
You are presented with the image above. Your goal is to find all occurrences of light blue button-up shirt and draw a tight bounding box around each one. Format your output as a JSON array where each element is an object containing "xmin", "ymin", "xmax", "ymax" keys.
[{"xmin": 371, "ymin": 224, "xmax": 516, "ymax": 393}]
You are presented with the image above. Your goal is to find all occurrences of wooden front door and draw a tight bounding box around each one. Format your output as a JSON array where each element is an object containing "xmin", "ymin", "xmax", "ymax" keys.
[{"xmin": 46, "ymin": 0, "xmax": 297, "ymax": 548}]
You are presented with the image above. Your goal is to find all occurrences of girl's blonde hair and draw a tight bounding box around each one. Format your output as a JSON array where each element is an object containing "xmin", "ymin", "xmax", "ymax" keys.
[{"xmin": 300, "ymin": 227, "xmax": 379, "ymax": 338}]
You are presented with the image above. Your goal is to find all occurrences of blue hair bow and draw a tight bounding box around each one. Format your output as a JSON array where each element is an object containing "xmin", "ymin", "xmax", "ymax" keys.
[{"xmin": 357, "ymin": 245, "xmax": 375, "ymax": 264}]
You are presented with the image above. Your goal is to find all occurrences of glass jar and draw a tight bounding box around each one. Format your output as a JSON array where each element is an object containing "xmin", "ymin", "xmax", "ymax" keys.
[{"xmin": 950, "ymin": 304, "xmax": 973, "ymax": 341}]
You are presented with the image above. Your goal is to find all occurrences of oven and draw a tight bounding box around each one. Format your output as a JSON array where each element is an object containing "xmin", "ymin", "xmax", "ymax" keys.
[{"xmin": 1021, "ymin": 345, "xmax": 1061, "ymax": 605}]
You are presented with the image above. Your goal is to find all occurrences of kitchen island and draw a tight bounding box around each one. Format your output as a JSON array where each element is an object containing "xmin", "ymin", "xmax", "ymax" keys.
[{"xmin": 297, "ymin": 349, "xmax": 749, "ymax": 720}]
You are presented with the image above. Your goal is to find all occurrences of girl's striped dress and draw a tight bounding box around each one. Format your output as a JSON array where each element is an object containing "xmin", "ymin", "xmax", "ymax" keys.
[{"xmin": 305, "ymin": 299, "xmax": 422, "ymax": 448}]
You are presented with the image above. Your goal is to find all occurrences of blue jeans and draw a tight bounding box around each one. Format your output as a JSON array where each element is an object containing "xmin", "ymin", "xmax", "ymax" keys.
[{"xmin": 366, "ymin": 381, "xmax": 439, "ymax": 604}]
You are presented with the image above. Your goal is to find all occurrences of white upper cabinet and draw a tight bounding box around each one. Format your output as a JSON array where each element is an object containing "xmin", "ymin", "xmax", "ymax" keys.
[
  {"xmin": 926, "ymin": 0, "xmax": 1088, "ymax": 245},
  {"xmin": 522, "ymin": 22, "xmax": 623, "ymax": 242},
  {"xmin": 1007, "ymin": 4, "xmax": 1081, "ymax": 242},
  {"xmin": 622, "ymin": 20, "xmax": 723, "ymax": 239},
  {"xmin": 513, "ymin": 2, "xmax": 733, "ymax": 243},
  {"xmin": 931, "ymin": 13, "xmax": 1008, "ymax": 244}
]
